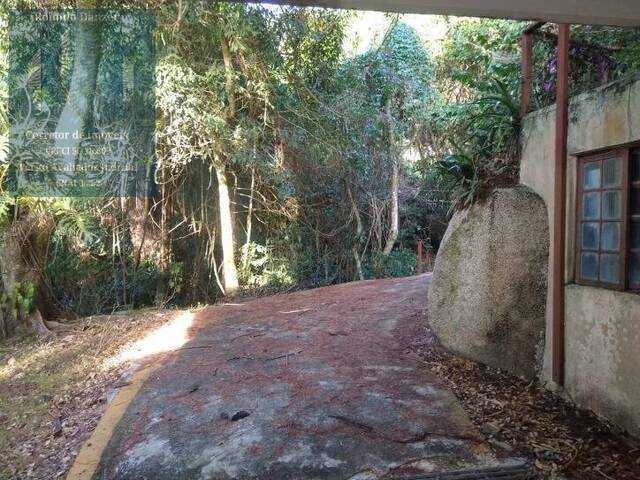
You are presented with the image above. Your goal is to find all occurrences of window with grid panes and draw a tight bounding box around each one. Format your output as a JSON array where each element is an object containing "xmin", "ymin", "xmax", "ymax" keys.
[
  {"xmin": 631, "ymin": 149, "xmax": 640, "ymax": 289},
  {"xmin": 576, "ymin": 147, "xmax": 640, "ymax": 290}
]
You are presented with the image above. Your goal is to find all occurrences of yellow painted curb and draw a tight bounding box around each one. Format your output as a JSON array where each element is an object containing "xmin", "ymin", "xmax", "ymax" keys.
[{"xmin": 66, "ymin": 362, "xmax": 160, "ymax": 480}]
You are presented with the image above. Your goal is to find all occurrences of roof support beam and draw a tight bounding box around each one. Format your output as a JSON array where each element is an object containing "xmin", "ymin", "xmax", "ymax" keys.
[
  {"xmin": 552, "ymin": 24, "xmax": 570, "ymax": 387},
  {"xmin": 264, "ymin": 1, "xmax": 640, "ymax": 26}
]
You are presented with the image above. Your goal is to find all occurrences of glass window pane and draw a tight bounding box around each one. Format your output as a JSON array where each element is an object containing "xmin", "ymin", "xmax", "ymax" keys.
[
  {"xmin": 632, "ymin": 222, "xmax": 640, "ymax": 249},
  {"xmin": 602, "ymin": 191, "xmax": 620, "ymax": 219},
  {"xmin": 581, "ymin": 252, "xmax": 599, "ymax": 281},
  {"xmin": 582, "ymin": 222, "xmax": 600, "ymax": 250},
  {"xmin": 583, "ymin": 192, "xmax": 601, "ymax": 220},
  {"xmin": 632, "ymin": 188, "xmax": 640, "ymax": 215},
  {"xmin": 601, "ymin": 223, "xmax": 620, "ymax": 252},
  {"xmin": 632, "ymin": 150, "xmax": 640, "ymax": 183},
  {"xmin": 600, "ymin": 254, "xmax": 620, "ymax": 284},
  {"xmin": 602, "ymin": 157, "xmax": 621, "ymax": 187},
  {"xmin": 583, "ymin": 161, "xmax": 601, "ymax": 189},
  {"xmin": 630, "ymin": 252, "xmax": 640, "ymax": 286}
]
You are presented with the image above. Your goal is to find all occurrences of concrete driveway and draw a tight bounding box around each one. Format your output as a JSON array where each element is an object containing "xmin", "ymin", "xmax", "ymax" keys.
[{"xmin": 78, "ymin": 275, "xmax": 524, "ymax": 479}]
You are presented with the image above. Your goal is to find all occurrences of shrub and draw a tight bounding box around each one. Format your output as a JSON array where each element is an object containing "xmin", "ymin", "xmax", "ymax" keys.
[{"xmin": 365, "ymin": 249, "xmax": 416, "ymax": 279}]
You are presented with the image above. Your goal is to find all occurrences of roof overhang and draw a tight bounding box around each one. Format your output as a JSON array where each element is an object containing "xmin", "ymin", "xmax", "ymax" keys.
[{"xmin": 262, "ymin": 0, "xmax": 640, "ymax": 26}]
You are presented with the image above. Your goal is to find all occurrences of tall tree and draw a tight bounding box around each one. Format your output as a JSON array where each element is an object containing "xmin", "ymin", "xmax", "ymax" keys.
[
  {"xmin": 215, "ymin": 32, "xmax": 239, "ymax": 294},
  {"xmin": 330, "ymin": 22, "xmax": 433, "ymax": 258}
]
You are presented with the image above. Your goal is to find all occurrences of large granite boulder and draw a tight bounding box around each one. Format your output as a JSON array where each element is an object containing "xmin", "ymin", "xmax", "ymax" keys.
[{"xmin": 429, "ymin": 186, "xmax": 549, "ymax": 379}]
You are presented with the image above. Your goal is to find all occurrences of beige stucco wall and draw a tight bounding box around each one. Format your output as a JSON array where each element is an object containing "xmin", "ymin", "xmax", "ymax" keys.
[{"xmin": 520, "ymin": 75, "xmax": 640, "ymax": 436}]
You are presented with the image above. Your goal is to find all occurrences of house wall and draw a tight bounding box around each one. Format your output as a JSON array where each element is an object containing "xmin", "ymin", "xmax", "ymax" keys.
[{"xmin": 520, "ymin": 76, "xmax": 640, "ymax": 436}]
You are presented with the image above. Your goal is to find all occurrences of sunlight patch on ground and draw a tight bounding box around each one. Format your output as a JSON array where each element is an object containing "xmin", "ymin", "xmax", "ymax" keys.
[
  {"xmin": 106, "ymin": 311, "xmax": 194, "ymax": 367},
  {"xmin": 0, "ymin": 309, "xmax": 192, "ymax": 479},
  {"xmin": 0, "ymin": 341, "xmax": 66, "ymax": 380}
]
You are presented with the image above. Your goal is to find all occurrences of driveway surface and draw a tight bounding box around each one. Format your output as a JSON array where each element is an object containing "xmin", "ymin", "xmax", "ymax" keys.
[{"xmin": 91, "ymin": 275, "xmax": 521, "ymax": 479}]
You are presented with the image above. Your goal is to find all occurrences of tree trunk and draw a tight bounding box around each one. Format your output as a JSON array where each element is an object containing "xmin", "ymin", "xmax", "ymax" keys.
[
  {"xmin": 2, "ymin": 211, "xmax": 57, "ymax": 336},
  {"xmin": 216, "ymin": 32, "xmax": 240, "ymax": 295},
  {"xmin": 324, "ymin": 244, "xmax": 329, "ymax": 283},
  {"xmin": 383, "ymin": 99, "xmax": 399, "ymax": 256},
  {"xmin": 215, "ymin": 160, "xmax": 239, "ymax": 295},
  {"xmin": 242, "ymin": 167, "xmax": 255, "ymax": 270},
  {"xmin": 220, "ymin": 34, "xmax": 236, "ymax": 119},
  {"xmin": 0, "ymin": 270, "xmax": 16, "ymax": 340},
  {"xmin": 346, "ymin": 179, "xmax": 365, "ymax": 281},
  {"xmin": 28, "ymin": 310, "xmax": 52, "ymax": 340},
  {"xmin": 155, "ymin": 168, "xmax": 173, "ymax": 304},
  {"xmin": 54, "ymin": 12, "xmax": 102, "ymax": 166},
  {"xmin": 128, "ymin": 196, "xmax": 159, "ymax": 271},
  {"xmin": 352, "ymin": 247, "xmax": 364, "ymax": 281}
]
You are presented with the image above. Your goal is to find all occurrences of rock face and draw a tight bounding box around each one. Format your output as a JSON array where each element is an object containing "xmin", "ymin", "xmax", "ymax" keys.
[{"xmin": 429, "ymin": 186, "xmax": 549, "ymax": 379}]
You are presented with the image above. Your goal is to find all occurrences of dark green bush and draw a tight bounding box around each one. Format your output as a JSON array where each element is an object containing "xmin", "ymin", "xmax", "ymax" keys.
[{"xmin": 365, "ymin": 249, "xmax": 416, "ymax": 279}]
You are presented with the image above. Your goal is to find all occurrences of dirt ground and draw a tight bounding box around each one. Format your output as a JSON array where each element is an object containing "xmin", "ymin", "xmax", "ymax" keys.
[
  {"xmin": 0, "ymin": 308, "xmax": 189, "ymax": 479},
  {"xmin": 407, "ymin": 324, "xmax": 640, "ymax": 479},
  {"xmin": 0, "ymin": 275, "xmax": 639, "ymax": 479}
]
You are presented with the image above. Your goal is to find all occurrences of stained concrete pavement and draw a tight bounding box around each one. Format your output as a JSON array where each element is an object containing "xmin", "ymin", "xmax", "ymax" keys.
[{"xmin": 87, "ymin": 275, "xmax": 523, "ymax": 479}]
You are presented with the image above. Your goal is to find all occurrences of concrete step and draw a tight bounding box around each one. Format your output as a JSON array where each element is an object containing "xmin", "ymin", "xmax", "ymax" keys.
[{"xmin": 403, "ymin": 462, "xmax": 537, "ymax": 480}]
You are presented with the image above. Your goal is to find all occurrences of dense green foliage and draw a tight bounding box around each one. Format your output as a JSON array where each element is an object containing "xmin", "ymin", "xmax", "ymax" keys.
[
  {"xmin": 0, "ymin": 4, "xmax": 639, "ymax": 336},
  {"xmin": 418, "ymin": 19, "xmax": 640, "ymax": 210}
]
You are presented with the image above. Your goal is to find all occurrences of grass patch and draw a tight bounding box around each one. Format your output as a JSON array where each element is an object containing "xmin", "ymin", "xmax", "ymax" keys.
[{"xmin": 0, "ymin": 309, "xmax": 188, "ymax": 479}]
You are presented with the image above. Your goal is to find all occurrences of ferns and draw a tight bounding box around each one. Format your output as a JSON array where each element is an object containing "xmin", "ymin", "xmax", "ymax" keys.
[
  {"xmin": 52, "ymin": 198, "xmax": 102, "ymax": 250},
  {"xmin": 435, "ymin": 151, "xmax": 479, "ymax": 211},
  {"xmin": 432, "ymin": 76, "xmax": 521, "ymax": 211}
]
